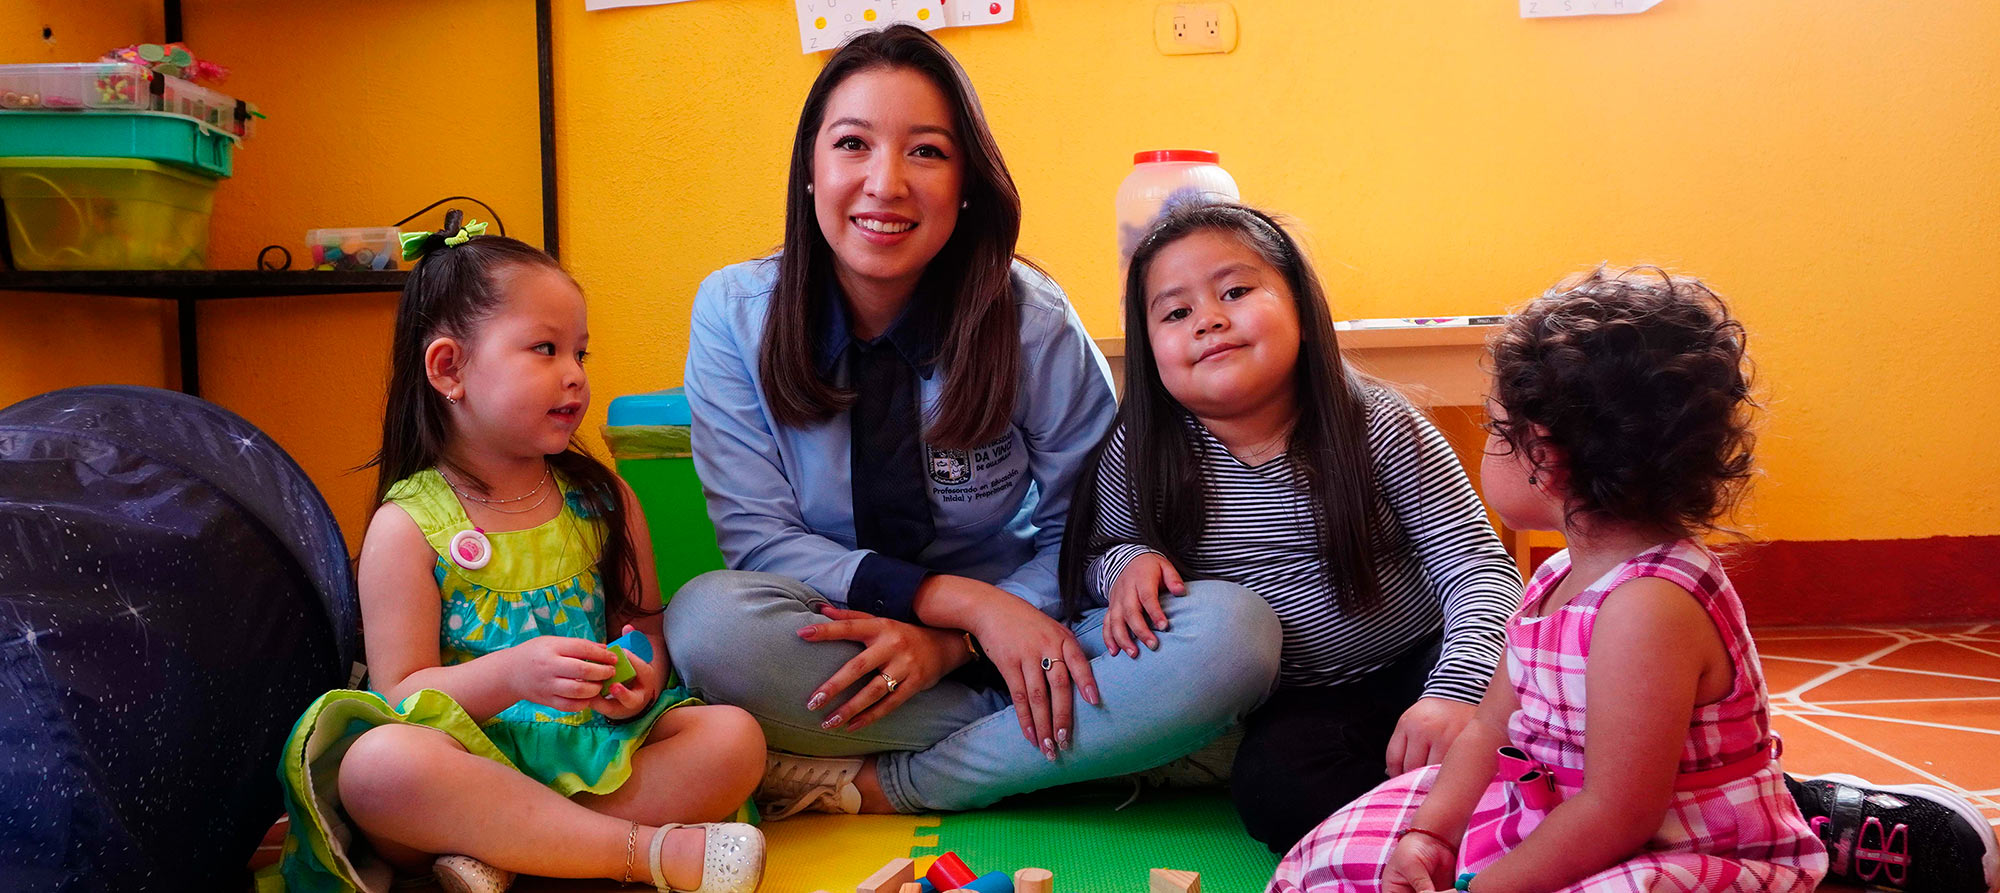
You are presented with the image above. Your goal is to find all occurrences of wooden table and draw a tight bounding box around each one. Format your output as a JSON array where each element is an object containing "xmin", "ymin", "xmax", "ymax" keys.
[{"xmin": 1094, "ymin": 325, "xmax": 1535, "ymax": 577}]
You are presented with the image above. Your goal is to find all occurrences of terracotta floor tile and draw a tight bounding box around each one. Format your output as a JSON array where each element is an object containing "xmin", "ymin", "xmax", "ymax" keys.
[
  {"xmin": 1753, "ymin": 635, "xmax": 1903, "ymax": 664},
  {"xmin": 1752, "ymin": 626, "xmax": 1892, "ymax": 639},
  {"xmin": 1791, "ymin": 668, "xmax": 2000, "ymax": 703},
  {"xmin": 1767, "ymin": 714, "xmax": 1928, "ymax": 784},
  {"xmin": 1806, "ymin": 715, "xmax": 2000, "ymax": 790},
  {"xmin": 1871, "ymin": 640, "xmax": 2000, "ymax": 680},
  {"xmin": 1818, "ymin": 699, "xmax": 2000, "ymax": 734},
  {"xmin": 1762, "ymin": 657, "xmax": 1840, "ymax": 696}
]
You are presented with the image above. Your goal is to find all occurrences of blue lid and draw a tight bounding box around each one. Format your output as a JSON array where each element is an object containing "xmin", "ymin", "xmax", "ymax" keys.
[{"xmin": 607, "ymin": 387, "xmax": 691, "ymax": 427}]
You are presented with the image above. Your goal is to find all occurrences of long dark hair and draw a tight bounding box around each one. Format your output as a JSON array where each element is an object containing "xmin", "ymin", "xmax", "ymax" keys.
[
  {"xmin": 1060, "ymin": 203, "xmax": 1383, "ymax": 619},
  {"xmin": 760, "ymin": 24, "xmax": 1024, "ymax": 450},
  {"xmin": 367, "ymin": 214, "xmax": 651, "ymax": 627}
]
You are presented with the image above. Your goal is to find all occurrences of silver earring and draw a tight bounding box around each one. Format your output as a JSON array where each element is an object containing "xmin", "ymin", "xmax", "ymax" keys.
[
  {"xmin": 960, "ymin": 199, "xmax": 968, "ymax": 209},
  {"xmin": 447, "ymin": 394, "xmax": 459, "ymax": 405},
  {"xmin": 805, "ymin": 183, "xmax": 814, "ymax": 194}
]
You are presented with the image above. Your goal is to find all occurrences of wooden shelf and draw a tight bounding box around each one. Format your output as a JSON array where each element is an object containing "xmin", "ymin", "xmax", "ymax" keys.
[{"xmin": 0, "ymin": 270, "xmax": 407, "ymax": 300}]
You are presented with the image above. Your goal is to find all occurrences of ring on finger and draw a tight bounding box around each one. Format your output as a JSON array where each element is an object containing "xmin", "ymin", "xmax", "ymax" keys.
[
  {"xmin": 1042, "ymin": 657, "xmax": 1064, "ymax": 672},
  {"xmin": 878, "ymin": 670, "xmax": 899, "ymax": 692}
]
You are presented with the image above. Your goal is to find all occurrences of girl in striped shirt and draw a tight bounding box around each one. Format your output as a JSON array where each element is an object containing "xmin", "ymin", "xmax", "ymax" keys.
[{"xmin": 1061, "ymin": 203, "xmax": 1523, "ymax": 852}]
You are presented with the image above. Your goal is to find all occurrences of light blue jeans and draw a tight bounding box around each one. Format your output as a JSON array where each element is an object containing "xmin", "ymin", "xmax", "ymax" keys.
[{"xmin": 664, "ymin": 570, "xmax": 1282, "ymax": 813}]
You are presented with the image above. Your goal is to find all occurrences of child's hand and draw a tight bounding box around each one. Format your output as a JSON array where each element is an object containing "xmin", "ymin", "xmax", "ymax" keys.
[
  {"xmin": 1105, "ymin": 551, "xmax": 1185, "ymax": 658},
  {"xmin": 504, "ymin": 635, "xmax": 618, "ymax": 713},
  {"xmin": 1383, "ymin": 833, "xmax": 1457, "ymax": 893},
  {"xmin": 597, "ymin": 624, "xmax": 663, "ymax": 721}
]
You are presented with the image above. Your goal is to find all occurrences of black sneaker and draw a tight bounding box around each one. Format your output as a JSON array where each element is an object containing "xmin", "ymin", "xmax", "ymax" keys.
[{"xmin": 1790, "ymin": 773, "xmax": 1999, "ymax": 893}]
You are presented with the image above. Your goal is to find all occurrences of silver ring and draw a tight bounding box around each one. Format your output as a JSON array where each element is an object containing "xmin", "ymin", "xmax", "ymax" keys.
[
  {"xmin": 1041, "ymin": 657, "xmax": 1063, "ymax": 672},
  {"xmin": 878, "ymin": 671, "xmax": 899, "ymax": 692}
]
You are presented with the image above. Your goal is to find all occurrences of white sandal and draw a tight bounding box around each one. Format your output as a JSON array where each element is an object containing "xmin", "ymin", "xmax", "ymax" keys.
[
  {"xmin": 432, "ymin": 854, "xmax": 516, "ymax": 893},
  {"xmin": 649, "ymin": 822, "xmax": 765, "ymax": 893}
]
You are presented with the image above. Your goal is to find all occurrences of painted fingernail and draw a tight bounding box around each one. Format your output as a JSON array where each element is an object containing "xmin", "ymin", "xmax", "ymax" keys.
[
  {"xmin": 797, "ymin": 627, "xmax": 816, "ymax": 639},
  {"xmin": 1057, "ymin": 729, "xmax": 1070, "ymax": 750},
  {"xmin": 821, "ymin": 714, "xmax": 843, "ymax": 730},
  {"xmin": 806, "ymin": 692, "xmax": 826, "ymax": 711},
  {"xmin": 1084, "ymin": 685, "xmax": 1100, "ymax": 705},
  {"xmin": 1042, "ymin": 739, "xmax": 1056, "ymax": 760}
]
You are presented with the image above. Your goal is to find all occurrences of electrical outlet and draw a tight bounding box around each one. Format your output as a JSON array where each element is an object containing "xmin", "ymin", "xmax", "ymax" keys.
[{"xmin": 1154, "ymin": 3, "xmax": 1237, "ymax": 55}]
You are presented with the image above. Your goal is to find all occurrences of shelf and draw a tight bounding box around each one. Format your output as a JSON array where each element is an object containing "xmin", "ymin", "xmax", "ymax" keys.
[{"xmin": 0, "ymin": 270, "xmax": 407, "ymax": 300}]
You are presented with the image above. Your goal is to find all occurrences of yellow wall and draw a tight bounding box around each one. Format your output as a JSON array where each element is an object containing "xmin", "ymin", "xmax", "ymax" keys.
[{"xmin": 6, "ymin": 0, "xmax": 1996, "ymax": 555}]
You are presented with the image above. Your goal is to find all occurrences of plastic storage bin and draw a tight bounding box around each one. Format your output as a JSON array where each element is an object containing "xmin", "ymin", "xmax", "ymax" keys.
[
  {"xmin": 0, "ymin": 157, "xmax": 217, "ymax": 270},
  {"xmin": 603, "ymin": 388, "xmax": 725, "ymax": 601},
  {"xmin": 0, "ymin": 111, "xmax": 237, "ymax": 177},
  {"xmin": 307, "ymin": 227, "xmax": 401, "ymax": 271},
  {"xmin": 0, "ymin": 63, "xmax": 155, "ymax": 111},
  {"xmin": 1114, "ymin": 149, "xmax": 1240, "ymax": 327}
]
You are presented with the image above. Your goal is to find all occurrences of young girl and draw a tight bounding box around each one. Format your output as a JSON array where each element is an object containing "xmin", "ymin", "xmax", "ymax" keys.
[
  {"xmin": 1060, "ymin": 203, "xmax": 1525, "ymax": 853},
  {"xmin": 271, "ymin": 214, "xmax": 767, "ymax": 893},
  {"xmin": 1270, "ymin": 268, "xmax": 1826, "ymax": 892}
]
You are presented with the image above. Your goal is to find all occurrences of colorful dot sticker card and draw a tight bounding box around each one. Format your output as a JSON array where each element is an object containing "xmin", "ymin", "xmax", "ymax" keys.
[
  {"xmin": 797, "ymin": 0, "xmax": 1014, "ymax": 53},
  {"xmin": 1520, "ymin": 0, "xmax": 1663, "ymax": 17}
]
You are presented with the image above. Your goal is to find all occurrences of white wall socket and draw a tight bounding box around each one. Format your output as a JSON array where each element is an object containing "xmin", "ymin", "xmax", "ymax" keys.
[{"xmin": 1154, "ymin": 3, "xmax": 1238, "ymax": 55}]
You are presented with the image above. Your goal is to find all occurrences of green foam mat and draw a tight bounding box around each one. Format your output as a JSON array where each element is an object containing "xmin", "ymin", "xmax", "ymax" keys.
[{"xmin": 915, "ymin": 788, "xmax": 1278, "ymax": 891}]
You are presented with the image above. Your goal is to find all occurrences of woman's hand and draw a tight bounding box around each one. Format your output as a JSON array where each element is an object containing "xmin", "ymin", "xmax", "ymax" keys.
[
  {"xmin": 968, "ymin": 596, "xmax": 1100, "ymax": 762},
  {"xmin": 1382, "ymin": 833, "xmax": 1459, "ymax": 893},
  {"xmin": 595, "ymin": 624, "xmax": 665, "ymax": 721},
  {"xmin": 799, "ymin": 606, "xmax": 968, "ymax": 732},
  {"xmin": 1104, "ymin": 551, "xmax": 1185, "ymax": 658},
  {"xmin": 503, "ymin": 635, "xmax": 618, "ymax": 713},
  {"xmin": 1387, "ymin": 696, "xmax": 1478, "ymax": 776}
]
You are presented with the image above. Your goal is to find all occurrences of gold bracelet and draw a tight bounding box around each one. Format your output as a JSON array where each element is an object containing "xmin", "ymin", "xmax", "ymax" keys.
[
  {"xmin": 622, "ymin": 821, "xmax": 639, "ymax": 884},
  {"xmin": 963, "ymin": 632, "xmax": 979, "ymax": 657}
]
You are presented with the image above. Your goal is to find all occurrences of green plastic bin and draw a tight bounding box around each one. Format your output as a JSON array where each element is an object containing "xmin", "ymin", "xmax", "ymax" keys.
[
  {"xmin": 0, "ymin": 111, "xmax": 238, "ymax": 178},
  {"xmin": 605, "ymin": 388, "xmax": 725, "ymax": 603}
]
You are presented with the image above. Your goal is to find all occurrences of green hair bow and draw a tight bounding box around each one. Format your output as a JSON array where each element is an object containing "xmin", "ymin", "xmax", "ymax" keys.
[{"xmin": 399, "ymin": 218, "xmax": 491, "ymax": 262}]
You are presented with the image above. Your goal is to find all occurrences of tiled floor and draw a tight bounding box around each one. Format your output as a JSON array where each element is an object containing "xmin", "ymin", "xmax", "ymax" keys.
[{"xmin": 251, "ymin": 623, "xmax": 2000, "ymax": 890}]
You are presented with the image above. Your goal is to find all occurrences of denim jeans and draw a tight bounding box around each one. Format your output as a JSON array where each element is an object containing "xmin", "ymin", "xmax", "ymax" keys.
[{"xmin": 664, "ymin": 570, "xmax": 1282, "ymax": 813}]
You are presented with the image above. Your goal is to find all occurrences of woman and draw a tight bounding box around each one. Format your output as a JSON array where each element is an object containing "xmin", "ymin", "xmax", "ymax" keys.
[{"xmin": 667, "ymin": 25, "xmax": 1281, "ymax": 817}]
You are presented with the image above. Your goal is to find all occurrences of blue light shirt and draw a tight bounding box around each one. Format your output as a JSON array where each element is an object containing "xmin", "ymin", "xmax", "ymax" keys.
[{"xmin": 682, "ymin": 257, "xmax": 1118, "ymax": 622}]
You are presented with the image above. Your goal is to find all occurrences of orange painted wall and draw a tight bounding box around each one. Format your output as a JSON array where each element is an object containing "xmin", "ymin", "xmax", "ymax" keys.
[{"xmin": 4, "ymin": 1, "xmax": 1996, "ymax": 561}]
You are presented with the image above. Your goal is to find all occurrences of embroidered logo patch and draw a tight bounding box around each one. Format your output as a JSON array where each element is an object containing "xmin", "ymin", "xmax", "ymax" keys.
[{"xmin": 927, "ymin": 445, "xmax": 971, "ymax": 485}]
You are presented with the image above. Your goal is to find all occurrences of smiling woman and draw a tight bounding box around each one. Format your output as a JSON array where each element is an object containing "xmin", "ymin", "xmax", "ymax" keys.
[{"xmin": 666, "ymin": 25, "xmax": 1284, "ymax": 821}]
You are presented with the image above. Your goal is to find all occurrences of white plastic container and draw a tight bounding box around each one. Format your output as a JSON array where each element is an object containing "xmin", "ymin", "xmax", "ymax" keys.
[{"xmin": 1114, "ymin": 149, "xmax": 1240, "ymax": 328}]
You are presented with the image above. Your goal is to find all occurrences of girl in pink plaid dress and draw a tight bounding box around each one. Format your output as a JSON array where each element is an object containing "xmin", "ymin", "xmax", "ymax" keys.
[{"xmin": 1272, "ymin": 269, "xmax": 1827, "ymax": 893}]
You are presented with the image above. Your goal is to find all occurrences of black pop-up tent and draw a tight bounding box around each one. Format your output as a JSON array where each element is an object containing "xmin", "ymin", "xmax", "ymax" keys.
[{"xmin": 0, "ymin": 386, "xmax": 357, "ymax": 890}]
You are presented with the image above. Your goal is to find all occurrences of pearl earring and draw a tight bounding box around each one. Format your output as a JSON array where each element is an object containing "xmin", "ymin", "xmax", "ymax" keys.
[
  {"xmin": 805, "ymin": 183, "xmax": 814, "ymax": 194},
  {"xmin": 960, "ymin": 199, "xmax": 968, "ymax": 209},
  {"xmin": 447, "ymin": 394, "xmax": 459, "ymax": 405}
]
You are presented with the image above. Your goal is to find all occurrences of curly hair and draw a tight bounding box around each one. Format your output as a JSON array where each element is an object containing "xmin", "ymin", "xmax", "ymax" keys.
[{"xmin": 1487, "ymin": 266, "xmax": 1758, "ymax": 538}]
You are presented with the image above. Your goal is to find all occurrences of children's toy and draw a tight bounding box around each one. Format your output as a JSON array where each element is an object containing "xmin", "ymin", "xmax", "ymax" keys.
[
  {"xmin": 306, "ymin": 227, "xmax": 401, "ymax": 271},
  {"xmin": 898, "ymin": 885, "xmax": 923, "ymax": 893},
  {"xmin": 926, "ymin": 852, "xmax": 980, "ymax": 892},
  {"xmin": 1013, "ymin": 868, "xmax": 1052, "ymax": 893},
  {"xmin": 103, "ymin": 42, "xmax": 229, "ymax": 84},
  {"xmin": 858, "ymin": 857, "xmax": 916, "ymax": 893},
  {"xmin": 1149, "ymin": 868, "xmax": 1200, "ymax": 893},
  {"xmin": 601, "ymin": 629, "xmax": 652, "ymax": 695},
  {"xmin": 958, "ymin": 872, "xmax": 1013, "ymax": 893}
]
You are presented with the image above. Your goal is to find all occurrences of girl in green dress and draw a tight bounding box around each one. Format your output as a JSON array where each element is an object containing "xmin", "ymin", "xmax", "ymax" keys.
[{"xmin": 271, "ymin": 215, "xmax": 767, "ymax": 893}]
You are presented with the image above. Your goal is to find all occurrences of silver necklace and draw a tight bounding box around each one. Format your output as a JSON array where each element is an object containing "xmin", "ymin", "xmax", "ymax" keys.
[{"xmin": 440, "ymin": 466, "xmax": 553, "ymax": 515}]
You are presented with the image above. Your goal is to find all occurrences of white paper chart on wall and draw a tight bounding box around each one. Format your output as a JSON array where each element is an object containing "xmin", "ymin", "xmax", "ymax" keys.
[
  {"xmin": 1520, "ymin": 0, "xmax": 1663, "ymax": 17},
  {"xmin": 797, "ymin": 0, "xmax": 1015, "ymax": 53}
]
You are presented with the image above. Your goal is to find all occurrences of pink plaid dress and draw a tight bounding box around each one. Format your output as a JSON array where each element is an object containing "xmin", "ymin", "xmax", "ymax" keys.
[{"xmin": 1271, "ymin": 541, "xmax": 1826, "ymax": 892}]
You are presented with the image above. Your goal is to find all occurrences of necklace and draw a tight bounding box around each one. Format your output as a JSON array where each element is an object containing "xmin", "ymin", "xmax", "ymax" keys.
[{"xmin": 439, "ymin": 466, "xmax": 554, "ymax": 515}]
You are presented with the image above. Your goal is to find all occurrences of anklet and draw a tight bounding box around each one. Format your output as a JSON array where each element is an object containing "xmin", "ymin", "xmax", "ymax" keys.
[{"xmin": 622, "ymin": 821, "xmax": 639, "ymax": 884}]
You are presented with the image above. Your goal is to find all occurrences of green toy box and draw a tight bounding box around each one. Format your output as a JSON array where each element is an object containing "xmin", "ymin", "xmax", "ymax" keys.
[{"xmin": 604, "ymin": 388, "xmax": 726, "ymax": 603}]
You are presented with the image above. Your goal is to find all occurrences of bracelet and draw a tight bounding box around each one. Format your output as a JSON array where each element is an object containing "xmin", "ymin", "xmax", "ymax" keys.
[
  {"xmin": 1392, "ymin": 826, "xmax": 1457, "ymax": 852},
  {"xmin": 1455, "ymin": 872, "xmax": 1476, "ymax": 891},
  {"xmin": 963, "ymin": 632, "xmax": 986, "ymax": 661},
  {"xmin": 622, "ymin": 821, "xmax": 639, "ymax": 884}
]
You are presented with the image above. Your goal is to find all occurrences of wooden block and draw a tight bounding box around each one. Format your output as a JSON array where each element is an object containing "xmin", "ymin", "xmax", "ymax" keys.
[
  {"xmin": 1150, "ymin": 868, "xmax": 1200, "ymax": 893},
  {"xmin": 897, "ymin": 885, "xmax": 923, "ymax": 893},
  {"xmin": 858, "ymin": 857, "xmax": 917, "ymax": 893},
  {"xmin": 1014, "ymin": 867, "xmax": 1053, "ymax": 893}
]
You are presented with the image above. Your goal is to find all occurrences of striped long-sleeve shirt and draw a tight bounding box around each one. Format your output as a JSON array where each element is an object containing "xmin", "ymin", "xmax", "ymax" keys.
[{"xmin": 1084, "ymin": 386, "xmax": 1522, "ymax": 701}]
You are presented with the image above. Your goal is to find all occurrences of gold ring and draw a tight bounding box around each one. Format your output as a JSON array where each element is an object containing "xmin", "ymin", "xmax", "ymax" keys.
[
  {"xmin": 879, "ymin": 671, "xmax": 899, "ymax": 692},
  {"xmin": 1042, "ymin": 657, "xmax": 1063, "ymax": 671}
]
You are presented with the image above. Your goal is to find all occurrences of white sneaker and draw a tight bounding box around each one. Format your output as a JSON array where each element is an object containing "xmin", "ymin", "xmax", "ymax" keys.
[
  {"xmin": 755, "ymin": 751, "xmax": 863, "ymax": 820},
  {"xmin": 432, "ymin": 854, "xmax": 515, "ymax": 893}
]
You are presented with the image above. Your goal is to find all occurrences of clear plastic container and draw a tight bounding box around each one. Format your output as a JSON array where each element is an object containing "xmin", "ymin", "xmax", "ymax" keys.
[
  {"xmin": 306, "ymin": 226, "xmax": 401, "ymax": 271},
  {"xmin": 1114, "ymin": 149, "xmax": 1240, "ymax": 327},
  {"xmin": 0, "ymin": 63, "xmax": 156, "ymax": 111},
  {"xmin": 0, "ymin": 157, "xmax": 217, "ymax": 270}
]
